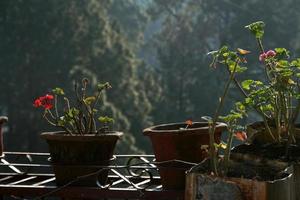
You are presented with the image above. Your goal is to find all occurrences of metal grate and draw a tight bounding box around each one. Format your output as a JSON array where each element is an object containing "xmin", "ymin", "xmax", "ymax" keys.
[{"xmin": 0, "ymin": 152, "xmax": 184, "ymax": 200}]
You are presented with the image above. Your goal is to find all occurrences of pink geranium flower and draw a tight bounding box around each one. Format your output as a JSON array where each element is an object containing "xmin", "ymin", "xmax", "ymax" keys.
[{"xmin": 259, "ymin": 50, "xmax": 276, "ymax": 62}]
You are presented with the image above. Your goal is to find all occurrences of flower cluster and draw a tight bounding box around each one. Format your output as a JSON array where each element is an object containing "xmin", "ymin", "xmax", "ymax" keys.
[
  {"xmin": 33, "ymin": 94, "xmax": 54, "ymax": 110},
  {"xmin": 259, "ymin": 50, "xmax": 276, "ymax": 62}
]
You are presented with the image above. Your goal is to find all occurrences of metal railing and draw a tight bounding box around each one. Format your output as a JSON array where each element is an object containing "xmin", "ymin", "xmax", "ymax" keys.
[{"xmin": 0, "ymin": 152, "xmax": 184, "ymax": 200}]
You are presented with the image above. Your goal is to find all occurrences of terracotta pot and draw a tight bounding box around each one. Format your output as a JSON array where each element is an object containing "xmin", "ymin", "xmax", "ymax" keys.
[
  {"xmin": 185, "ymin": 172, "xmax": 293, "ymax": 200},
  {"xmin": 143, "ymin": 122, "xmax": 227, "ymax": 190},
  {"xmin": 185, "ymin": 158, "xmax": 292, "ymax": 200},
  {"xmin": 41, "ymin": 131, "xmax": 123, "ymax": 186},
  {"xmin": 232, "ymin": 143, "xmax": 300, "ymax": 200}
]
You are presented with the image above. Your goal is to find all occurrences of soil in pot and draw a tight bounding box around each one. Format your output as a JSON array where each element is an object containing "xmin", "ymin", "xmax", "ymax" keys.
[
  {"xmin": 185, "ymin": 157, "xmax": 292, "ymax": 200},
  {"xmin": 41, "ymin": 131, "xmax": 123, "ymax": 186},
  {"xmin": 143, "ymin": 122, "xmax": 227, "ymax": 190}
]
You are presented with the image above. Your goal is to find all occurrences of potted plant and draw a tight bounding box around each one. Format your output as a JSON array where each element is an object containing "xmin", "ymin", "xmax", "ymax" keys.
[
  {"xmin": 34, "ymin": 78, "xmax": 123, "ymax": 186},
  {"xmin": 218, "ymin": 21, "xmax": 300, "ymax": 199},
  {"xmin": 185, "ymin": 26, "xmax": 293, "ymax": 199},
  {"xmin": 143, "ymin": 121, "xmax": 227, "ymax": 190}
]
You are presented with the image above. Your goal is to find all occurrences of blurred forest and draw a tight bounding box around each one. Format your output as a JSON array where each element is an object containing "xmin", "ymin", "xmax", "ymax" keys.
[{"xmin": 1, "ymin": 0, "xmax": 300, "ymax": 153}]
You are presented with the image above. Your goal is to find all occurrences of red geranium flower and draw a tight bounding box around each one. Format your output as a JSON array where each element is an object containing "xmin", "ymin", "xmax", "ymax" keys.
[
  {"xmin": 33, "ymin": 99, "xmax": 42, "ymax": 107},
  {"xmin": 33, "ymin": 94, "xmax": 54, "ymax": 110}
]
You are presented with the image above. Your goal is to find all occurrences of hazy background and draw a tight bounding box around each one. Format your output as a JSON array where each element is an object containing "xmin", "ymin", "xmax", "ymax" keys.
[{"xmin": 1, "ymin": 0, "xmax": 300, "ymax": 154}]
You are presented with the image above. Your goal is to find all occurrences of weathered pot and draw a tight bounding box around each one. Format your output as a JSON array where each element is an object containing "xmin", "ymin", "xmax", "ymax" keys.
[
  {"xmin": 185, "ymin": 172, "xmax": 293, "ymax": 200},
  {"xmin": 143, "ymin": 122, "xmax": 227, "ymax": 190},
  {"xmin": 233, "ymin": 143, "xmax": 300, "ymax": 200},
  {"xmin": 41, "ymin": 131, "xmax": 123, "ymax": 186},
  {"xmin": 185, "ymin": 158, "xmax": 292, "ymax": 200}
]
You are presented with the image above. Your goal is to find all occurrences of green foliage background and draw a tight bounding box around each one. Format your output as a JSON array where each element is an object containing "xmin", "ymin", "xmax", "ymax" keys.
[{"xmin": 1, "ymin": 0, "xmax": 300, "ymax": 153}]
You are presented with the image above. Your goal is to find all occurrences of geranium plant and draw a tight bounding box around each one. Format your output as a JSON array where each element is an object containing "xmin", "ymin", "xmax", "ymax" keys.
[
  {"xmin": 34, "ymin": 78, "xmax": 114, "ymax": 135},
  {"xmin": 241, "ymin": 21, "xmax": 300, "ymax": 144},
  {"xmin": 204, "ymin": 20, "xmax": 300, "ymax": 176}
]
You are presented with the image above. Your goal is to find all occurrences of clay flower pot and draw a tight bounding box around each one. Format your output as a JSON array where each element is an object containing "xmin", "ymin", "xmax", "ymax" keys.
[
  {"xmin": 143, "ymin": 122, "xmax": 227, "ymax": 190},
  {"xmin": 233, "ymin": 121, "xmax": 300, "ymax": 199},
  {"xmin": 41, "ymin": 131, "xmax": 123, "ymax": 186},
  {"xmin": 185, "ymin": 158, "xmax": 292, "ymax": 200}
]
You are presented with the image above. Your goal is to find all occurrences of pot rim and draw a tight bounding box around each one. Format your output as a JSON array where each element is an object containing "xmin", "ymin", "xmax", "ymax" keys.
[
  {"xmin": 48, "ymin": 155, "xmax": 117, "ymax": 165},
  {"xmin": 40, "ymin": 131, "xmax": 123, "ymax": 141},
  {"xmin": 143, "ymin": 121, "xmax": 227, "ymax": 135},
  {"xmin": 247, "ymin": 120, "xmax": 300, "ymax": 129}
]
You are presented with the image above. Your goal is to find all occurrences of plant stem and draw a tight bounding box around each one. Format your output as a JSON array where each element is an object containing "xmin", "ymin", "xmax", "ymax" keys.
[
  {"xmin": 54, "ymin": 95, "xmax": 59, "ymax": 118},
  {"xmin": 43, "ymin": 113, "xmax": 72, "ymax": 134},
  {"xmin": 257, "ymin": 38, "xmax": 265, "ymax": 53},
  {"xmin": 226, "ymin": 68, "xmax": 269, "ymax": 119},
  {"xmin": 209, "ymin": 59, "xmax": 238, "ymax": 175},
  {"xmin": 262, "ymin": 114, "xmax": 276, "ymax": 141},
  {"xmin": 90, "ymin": 90, "xmax": 102, "ymax": 131},
  {"xmin": 224, "ymin": 126, "xmax": 234, "ymax": 175},
  {"xmin": 275, "ymin": 95, "xmax": 281, "ymax": 142}
]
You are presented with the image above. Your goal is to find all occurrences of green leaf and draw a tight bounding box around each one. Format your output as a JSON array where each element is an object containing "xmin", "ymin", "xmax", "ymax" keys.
[
  {"xmin": 222, "ymin": 52, "xmax": 229, "ymax": 57},
  {"xmin": 280, "ymin": 69, "xmax": 293, "ymax": 77},
  {"xmin": 260, "ymin": 104, "xmax": 274, "ymax": 112},
  {"xmin": 220, "ymin": 142, "xmax": 227, "ymax": 149},
  {"xmin": 219, "ymin": 112, "xmax": 243, "ymax": 122},
  {"xmin": 219, "ymin": 46, "xmax": 229, "ymax": 53},
  {"xmin": 65, "ymin": 108, "xmax": 79, "ymax": 119},
  {"xmin": 245, "ymin": 21, "xmax": 265, "ymax": 39},
  {"xmin": 71, "ymin": 108, "xmax": 79, "ymax": 116},
  {"xmin": 288, "ymin": 78, "xmax": 296, "ymax": 85},
  {"xmin": 52, "ymin": 87, "xmax": 65, "ymax": 95},
  {"xmin": 92, "ymin": 109, "xmax": 98, "ymax": 113},
  {"xmin": 98, "ymin": 116, "xmax": 114, "ymax": 123},
  {"xmin": 57, "ymin": 119, "xmax": 65, "ymax": 126},
  {"xmin": 291, "ymin": 59, "xmax": 300, "ymax": 68},
  {"xmin": 235, "ymin": 102, "xmax": 246, "ymax": 112},
  {"xmin": 84, "ymin": 96, "xmax": 96, "ymax": 105},
  {"xmin": 242, "ymin": 80, "xmax": 254, "ymax": 90},
  {"xmin": 228, "ymin": 60, "xmax": 247, "ymax": 73},
  {"xmin": 245, "ymin": 97, "xmax": 254, "ymax": 105},
  {"xmin": 97, "ymin": 82, "xmax": 111, "ymax": 91},
  {"xmin": 275, "ymin": 48, "xmax": 290, "ymax": 59},
  {"xmin": 276, "ymin": 60, "xmax": 289, "ymax": 68}
]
